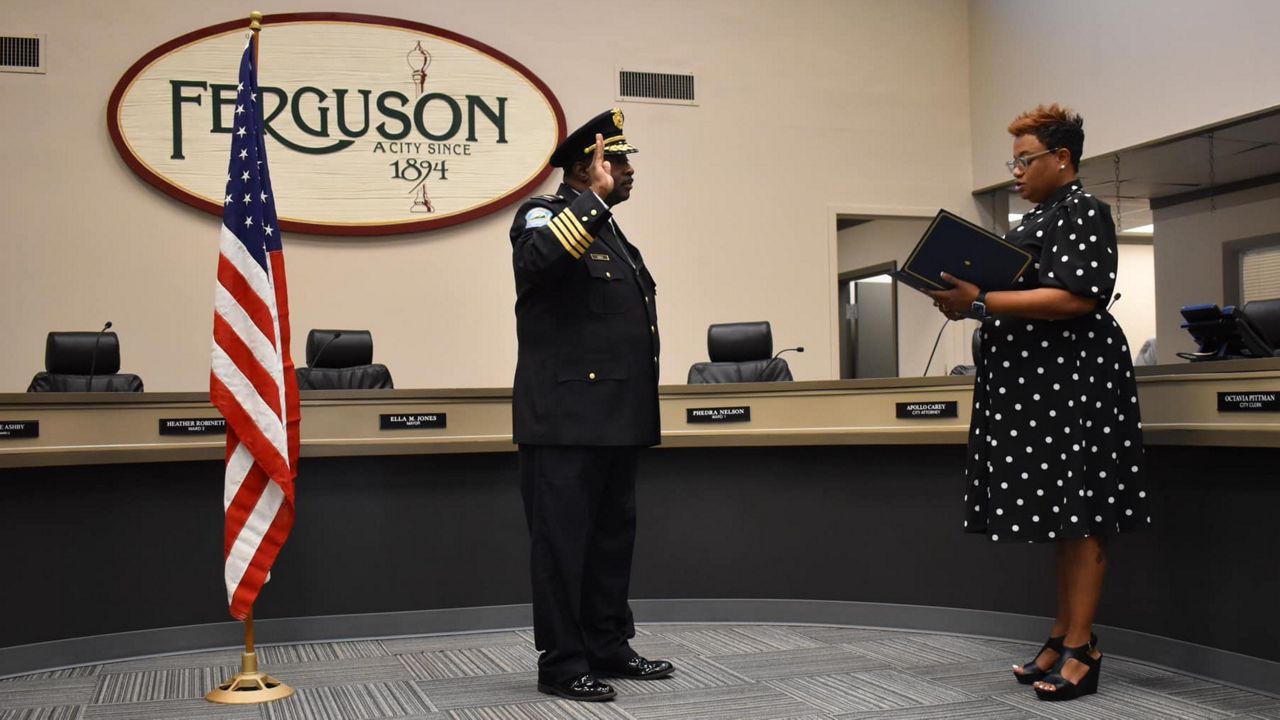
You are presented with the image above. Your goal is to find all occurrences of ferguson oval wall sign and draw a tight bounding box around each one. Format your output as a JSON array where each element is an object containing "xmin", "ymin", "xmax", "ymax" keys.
[{"xmin": 107, "ymin": 13, "xmax": 566, "ymax": 236}]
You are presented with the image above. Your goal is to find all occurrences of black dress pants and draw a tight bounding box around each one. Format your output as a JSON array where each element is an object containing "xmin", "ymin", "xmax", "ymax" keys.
[{"xmin": 519, "ymin": 444, "xmax": 640, "ymax": 683}]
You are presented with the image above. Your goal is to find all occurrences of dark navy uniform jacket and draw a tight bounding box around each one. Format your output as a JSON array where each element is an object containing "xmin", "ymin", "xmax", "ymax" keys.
[{"xmin": 509, "ymin": 183, "xmax": 660, "ymax": 447}]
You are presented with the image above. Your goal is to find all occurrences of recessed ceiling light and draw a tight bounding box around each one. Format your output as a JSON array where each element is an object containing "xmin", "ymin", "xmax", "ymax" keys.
[{"xmin": 1122, "ymin": 224, "xmax": 1154, "ymax": 235}]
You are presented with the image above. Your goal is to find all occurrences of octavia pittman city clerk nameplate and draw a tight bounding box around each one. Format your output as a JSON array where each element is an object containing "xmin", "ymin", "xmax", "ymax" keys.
[
  {"xmin": 1217, "ymin": 392, "xmax": 1280, "ymax": 412},
  {"xmin": 108, "ymin": 13, "xmax": 565, "ymax": 236}
]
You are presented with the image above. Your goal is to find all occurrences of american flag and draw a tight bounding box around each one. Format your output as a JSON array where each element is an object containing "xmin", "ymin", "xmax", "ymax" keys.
[{"xmin": 210, "ymin": 33, "xmax": 301, "ymax": 621}]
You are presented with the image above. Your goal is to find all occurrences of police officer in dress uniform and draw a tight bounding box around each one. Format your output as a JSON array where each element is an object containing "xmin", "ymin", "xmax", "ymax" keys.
[{"xmin": 509, "ymin": 109, "xmax": 674, "ymax": 702}]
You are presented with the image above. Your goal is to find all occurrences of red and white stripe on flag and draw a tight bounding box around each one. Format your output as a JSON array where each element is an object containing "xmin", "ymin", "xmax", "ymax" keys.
[{"xmin": 210, "ymin": 33, "xmax": 301, "ymax": 621}]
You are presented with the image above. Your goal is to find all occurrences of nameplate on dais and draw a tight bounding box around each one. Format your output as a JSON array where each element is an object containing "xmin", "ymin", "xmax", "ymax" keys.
[
  {"xmin": 1217, "ymin": 392, "xmax": 1280, "ymax": 413},
  {"xmin": 896, "ymin": 401, "xmax": 958, "ymax": 419},
  {"xmin": 686, "ymin": 407, "xmax": 751, "ymax": 424},
  {"xmin": 380, "ymin": 413, "xmax": 447, "ymax": 430},
  {"xmin": 0, "ymin": 420, "xmax": 39, "ymax": 439},
  {"xmin": 159, "ymin": 418, "xmax": 227, "ymax": 435}
]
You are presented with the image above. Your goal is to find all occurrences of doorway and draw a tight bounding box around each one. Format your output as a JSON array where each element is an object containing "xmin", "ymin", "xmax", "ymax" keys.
[{"xmin": 839, "ymin": 262, "xmax": 898, "ymax": 379}]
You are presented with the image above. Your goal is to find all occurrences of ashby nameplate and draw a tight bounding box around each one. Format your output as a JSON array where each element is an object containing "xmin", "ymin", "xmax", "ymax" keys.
[
  {"xmin": 896, "ymin": 401, "xmax": 959, "ymax": 419},
  {"xmin": 0, "ymin": 420, "xmax": 39, "ymax": 439},
  {"xmin": 1217, "ymin": 392, "xmax": 1280, "ymax": 413},
  {"xmin": 380, "ymin": 413, "xmax": 447, "ymax": 430},
  {"xmin": 159, "ymin": 418, "xmax": 227, "ymax": 435},
  {"xmin": 687, "ymin": 407, "xmax": 751, "ymax": 424}
]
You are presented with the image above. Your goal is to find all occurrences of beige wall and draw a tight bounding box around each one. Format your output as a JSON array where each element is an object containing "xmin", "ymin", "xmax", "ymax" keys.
[
  {"xmin": 0, "ymin": 0, "xmax": 974, "ymax": 392},
  {"xmin": 968, "ymin": 0, "xmax": 1280, "ymax": 189},
  {"xmin": 1152, "ymin": 184, "xmax": 1280, "ymax": 363},
  {"xmin": 837, "ymin": 218, "xmax": 981, "ymax": 376},
  {"xmin": 1113, "ymin": 242, "xmax": 1157, "ymax": 359}
]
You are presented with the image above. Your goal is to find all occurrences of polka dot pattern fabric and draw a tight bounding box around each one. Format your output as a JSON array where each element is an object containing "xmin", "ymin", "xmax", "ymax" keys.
[{"xmin": 964, "ymin": 181, "xmax": 1151, "ymax": 543}]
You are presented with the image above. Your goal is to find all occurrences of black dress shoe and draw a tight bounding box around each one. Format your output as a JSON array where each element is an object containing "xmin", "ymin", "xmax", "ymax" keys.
[
  {"xmin": 593, "ymin": 656, "xmax": 675, "ymax": 680},
  {"xmin": 536, "ymin": 674, "xmax": 616, "ymax": 702}
]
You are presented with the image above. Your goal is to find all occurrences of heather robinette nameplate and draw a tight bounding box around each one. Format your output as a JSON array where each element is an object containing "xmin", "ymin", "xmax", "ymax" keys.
[{"xmin": 894, "ymin": 210, "xmax": 1034, "ymax": 294}]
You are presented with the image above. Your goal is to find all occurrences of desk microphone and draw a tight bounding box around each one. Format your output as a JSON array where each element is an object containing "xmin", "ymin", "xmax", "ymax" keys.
[
  {"xmin": 87, "ymin": 321, "xmax": 112, "ymax": 392},
  {"xmin": 1108, "ymin": 292, "xmax": 1122, "ymax": 311},
  {"xmin": 300, "ymin": 331, "xmax": 342, "ymax": 390},
  {"xmin": 768, "ymin": 346, "xmax": 803, "ymax": 379},
  {"xmin": 922, "ymin": 318, "xmax": 950, "ymax": 377}
]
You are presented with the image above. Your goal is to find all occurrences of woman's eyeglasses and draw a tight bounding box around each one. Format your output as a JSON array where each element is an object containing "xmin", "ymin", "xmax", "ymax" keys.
[{"xmin": 1006, "ymin": 148, "xmax": 1060, "ymax": 173}]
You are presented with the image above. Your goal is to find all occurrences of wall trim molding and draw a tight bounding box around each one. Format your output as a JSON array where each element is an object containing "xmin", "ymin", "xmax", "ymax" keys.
[{"xmin": 3, "ymin": 598, "xmax": 1277, "ymax": 697}]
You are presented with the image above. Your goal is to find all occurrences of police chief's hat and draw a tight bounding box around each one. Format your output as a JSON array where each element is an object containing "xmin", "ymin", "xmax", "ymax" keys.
[{"xmin": 550, "ymin": 108, "xmax": 638, "ymax": 168}]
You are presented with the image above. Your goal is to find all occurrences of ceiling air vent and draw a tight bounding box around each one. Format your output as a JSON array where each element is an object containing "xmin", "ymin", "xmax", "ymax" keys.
[
  {"xmin": 617, "ymin": 69, "xmax": 696, "ymax": 106},
  {"xmin": 1, "ymin": 34, "xmax": 45, "ymax": 74}
]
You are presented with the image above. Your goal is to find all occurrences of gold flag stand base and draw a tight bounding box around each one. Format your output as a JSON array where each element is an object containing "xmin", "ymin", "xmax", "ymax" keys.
[
  {"xmin": 207, "ymin": 604, "xmax": 293, "ymax": 704},
  {"xmin": 206, "ymin": 650, "xmax": 294, "ymax": 704}
]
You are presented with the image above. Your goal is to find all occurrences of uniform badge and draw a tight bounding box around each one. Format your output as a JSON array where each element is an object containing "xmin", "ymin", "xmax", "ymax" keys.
[
  {"xmin": 612, "ymin": 108, "xmax": 624, "ymax": 129},
  {"xmin": 524, "ymin": 207, "xmax": 552, "ymax": 229},
  {"xmin": 590, "ymin": 253, "xmax": 611, "ymax": 261}
]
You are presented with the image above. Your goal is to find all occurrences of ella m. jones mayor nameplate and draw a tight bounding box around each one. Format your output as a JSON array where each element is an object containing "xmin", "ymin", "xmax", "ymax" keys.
[
  {"xmin": 380, "ymin": 413, "xmax": 447, "ymax": 430},
  {"xmin": 107, "ymin": 13, "xmax": 565, "ymax": 237},
  {"xmin": 159, "ymin": 418, "xmax": 228, "ymax": 435},
  {"xmin": 896, "ymin": 401, "xmax": 959, "ymax": 419},
  {"xmin": 0, "ymin": 420, "xmax": 39, "ymax": 439},
  {"xmin": 687, "ymin": 407, "xmax": 751, "ymax": 424},
  {"xmin": 1217, "ymin": 392, "xmax": 1280, "ymax": 412}
]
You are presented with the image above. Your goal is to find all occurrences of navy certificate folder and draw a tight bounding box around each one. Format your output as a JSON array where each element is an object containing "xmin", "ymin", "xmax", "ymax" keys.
[{"xmin": 893, "ymin": 210, "xmax": 1034, "ymax": 293}]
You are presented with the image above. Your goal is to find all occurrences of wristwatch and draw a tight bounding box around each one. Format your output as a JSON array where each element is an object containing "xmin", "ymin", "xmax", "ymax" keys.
[{"xmin": 970, "ymin": 291, "xmax": 988, "ymax": 319}]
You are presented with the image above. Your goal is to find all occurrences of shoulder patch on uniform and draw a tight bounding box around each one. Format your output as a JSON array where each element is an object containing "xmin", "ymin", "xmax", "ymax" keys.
[{"xmin": 524, "ymin": 207, "xmax": 553, "ymax": 229}]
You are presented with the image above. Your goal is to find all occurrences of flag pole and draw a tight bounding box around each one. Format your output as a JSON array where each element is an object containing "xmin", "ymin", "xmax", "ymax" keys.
[
  {"xmin": 207, "ymin": 12, "xmax": 293, "ymax": 705},
  {"xmin": 250, "ymin": 9, "xmax": 261, "ymax": 63}
]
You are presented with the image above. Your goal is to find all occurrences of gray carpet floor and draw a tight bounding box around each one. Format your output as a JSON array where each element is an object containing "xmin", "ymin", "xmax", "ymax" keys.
[{"xmin": 2, "ymin": 624, "xmax": 1277, "ymax": 719}]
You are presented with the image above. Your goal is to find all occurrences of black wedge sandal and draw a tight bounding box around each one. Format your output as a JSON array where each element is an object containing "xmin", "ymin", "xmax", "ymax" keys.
[
  {"xmin": 1013, "ymin": 633, "xmax": 1094, "ymax": 685},
  {"xmin": 1034, "ymin": 640, "xmax": 1102, "ymax": 701},
  {"xmin": 1013, "ymin": 635, "xmax": 1063, "ymax": 684}
]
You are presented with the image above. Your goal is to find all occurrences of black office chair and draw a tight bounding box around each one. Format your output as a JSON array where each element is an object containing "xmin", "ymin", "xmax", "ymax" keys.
[
  {"xmin": 1240, "ymin": 298, "xmax": 1280, "ymax": 352},
  {"xmin": 687, "ymin": 321, "xmax": 794, "ymax": 384},
  {"xmin": 1179, "ymin": 300, "xmax": 1280, "ymax": 361},
  {"xmin": 295, "ymin": 329, "xmax": 394, "ymax": 390},
  {"xmin": 948, "ymin": 327, "xmax": 983, "ymax": 376},
  {"xmin": 27, "ymin": 332, "xmax": 144, "ymax": 392}
]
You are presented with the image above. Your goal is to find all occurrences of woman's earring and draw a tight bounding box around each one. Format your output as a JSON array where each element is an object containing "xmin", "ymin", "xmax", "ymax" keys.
[{"xmin": 1059, "ymin": 164, "xmax": 1066, "ymax": 171}]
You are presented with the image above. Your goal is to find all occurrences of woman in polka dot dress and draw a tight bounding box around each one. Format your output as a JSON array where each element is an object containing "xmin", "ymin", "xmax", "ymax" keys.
[{"xmin": 927, "ymin": 104, "xmax": 1150, "ymax": 702}]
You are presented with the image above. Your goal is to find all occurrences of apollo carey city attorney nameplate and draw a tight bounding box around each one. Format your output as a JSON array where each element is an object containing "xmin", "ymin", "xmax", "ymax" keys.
[
  {"xmin": 108, "ymin": 13, "xmax": 565, "ymax": 236},
  {"xmin": 896, "ymin": 401, "xmax": 959, "ymax": 419},
  {"xmin": 686, "ymin": 407, "xmax": 751, "ymax": 424},
  {"xmin": 159, "ymin": 418, "xmax": 228, "ymax": 435},
  {"xmin": 0, "ymin": 420, "xmax": 38, "ymax": 439},
  {"xmin": 380, "ymin": 413, "xmax": 447, "ymax": 430},
  {"xmin": 1217, "ymin": 392, "xmax": 1280, "ymax": 412}
]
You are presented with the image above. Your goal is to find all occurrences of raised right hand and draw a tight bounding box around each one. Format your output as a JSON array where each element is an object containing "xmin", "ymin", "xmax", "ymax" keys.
[{"xmin": 588, "ymin": 133, "xmax": 613, "ymax": 199}]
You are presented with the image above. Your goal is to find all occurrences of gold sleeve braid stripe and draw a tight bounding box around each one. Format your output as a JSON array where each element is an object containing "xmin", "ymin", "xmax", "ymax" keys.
[
  {"xmin": 549, "ymin": 214, "xmax": 587, "ymax": 256},
  {"xmin": 562, "ymin": 213, "xmax": 593, "ymax": 248},
  {"xmin": 546, "ymin": 216, "xmax": 582, "ymax": 259},
  {"xmin": 551, "ymin": 212, "xmax": 591, "ymax": 255}
]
